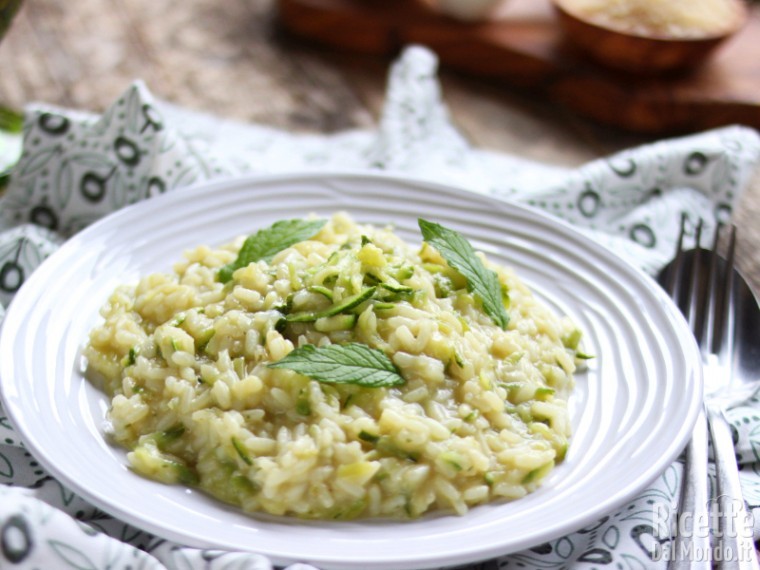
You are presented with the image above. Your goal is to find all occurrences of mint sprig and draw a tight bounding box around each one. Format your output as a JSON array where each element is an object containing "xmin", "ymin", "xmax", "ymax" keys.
[
  {"xmin": 418, "ymin": 218, "xmax": 509, "ymax": 329},
  {"xmin": 219, "ymin": 218, "xmax": 327, "ymax": 283},
  {"xmin": 268, "ymin": 343, "xmax": 405, "ymax": 388}
]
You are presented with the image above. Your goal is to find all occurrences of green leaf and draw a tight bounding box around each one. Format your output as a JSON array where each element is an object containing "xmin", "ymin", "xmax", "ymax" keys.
[
  {"xmin": 0, "ymin": 106, "xmax": 23, "ymax": 134},
  {"xmin": 218, "ymin": 218, "xmax": 327, "ymax": 283},
  {"xmin": 268, "ymin": 343, "xmax": 405, "ymax": 388},
  {"xmin": 418, "ymin": 218, "xmax": 509, "ymax": 329}
]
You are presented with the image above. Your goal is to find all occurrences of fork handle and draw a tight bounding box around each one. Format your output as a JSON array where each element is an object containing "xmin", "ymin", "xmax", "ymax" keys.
[
  {"xmin": 668, "ymin": 410, "xmax": 711, "ymax": 570},
  {"xmin": 707, "ymin": 405, "xmax": 760, "ymax": 570}
]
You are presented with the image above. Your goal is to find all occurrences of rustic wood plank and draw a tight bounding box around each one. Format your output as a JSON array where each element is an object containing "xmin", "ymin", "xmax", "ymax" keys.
[
  {"xmin": 0, "ymin": 0, "xmax": 375, "ymax": 130},
  {"xmin": 278, "ymin": 0, "xmax": 760, "ymax": 135}
]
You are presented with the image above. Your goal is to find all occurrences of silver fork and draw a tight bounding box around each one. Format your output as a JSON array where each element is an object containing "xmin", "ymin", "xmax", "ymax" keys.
[
  {"xmin": 661, "ymin": 216, "xmax": 710, "ymax": 570},
  {"xmin": 661, "ymin": 215, "xmax": 759, "ymax": 569}
]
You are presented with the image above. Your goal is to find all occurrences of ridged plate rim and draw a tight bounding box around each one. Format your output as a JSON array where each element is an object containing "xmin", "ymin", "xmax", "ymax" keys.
[{"xmin": 0, "ymin": 171, "xmax": 701, "ymax": 570}]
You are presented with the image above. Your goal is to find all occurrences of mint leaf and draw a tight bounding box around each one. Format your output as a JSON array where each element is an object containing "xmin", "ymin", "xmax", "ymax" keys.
[
  {"xmin": 418, "ymin": 218, "xmax": 509, "ymax": 329},
  {"xmin": 268, "ymin": 343, "xmax": 405, "ymax": 388},
  {"xmin": 219, "ymin": 218, "xmax": 327, "ymax": 283}
]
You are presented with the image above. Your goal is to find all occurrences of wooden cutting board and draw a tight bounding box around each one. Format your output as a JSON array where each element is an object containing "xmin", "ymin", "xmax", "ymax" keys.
[{"xmin": 277, "ymin": 0, "xmax": 760, "ymax": 135}]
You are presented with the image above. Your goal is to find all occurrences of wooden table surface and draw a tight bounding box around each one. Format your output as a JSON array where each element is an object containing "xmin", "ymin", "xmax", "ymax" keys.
[{"xmin": 1, "ymin": 0, "xmax": 759, "ymax": 292}]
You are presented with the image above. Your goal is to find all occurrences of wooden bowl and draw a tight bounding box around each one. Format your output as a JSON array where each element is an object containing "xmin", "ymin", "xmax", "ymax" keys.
[
  {"xmin": 551, "ymin": 0, "xmax": 749, "ymax": 74},
  {"xmin": 426, "ymin": 0, "xmax": 507, "ymax": 22}
]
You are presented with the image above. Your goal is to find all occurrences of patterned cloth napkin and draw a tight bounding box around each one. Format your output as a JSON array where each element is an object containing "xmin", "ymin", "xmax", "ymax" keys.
[{"xmin": 1, "ymin": 45, "xmax": 760, "ymax": 569}]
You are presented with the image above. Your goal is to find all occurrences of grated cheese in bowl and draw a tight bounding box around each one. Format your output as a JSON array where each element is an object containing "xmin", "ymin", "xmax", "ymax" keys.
[{"xmin": 559, "ymin": 0, "xmax": 746, "ymax": 38}]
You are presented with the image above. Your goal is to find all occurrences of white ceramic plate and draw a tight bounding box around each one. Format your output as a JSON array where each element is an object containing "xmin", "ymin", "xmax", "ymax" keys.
[{"xmin": 0, "ymin": 172, "xmax": 701, "ymax": 570}]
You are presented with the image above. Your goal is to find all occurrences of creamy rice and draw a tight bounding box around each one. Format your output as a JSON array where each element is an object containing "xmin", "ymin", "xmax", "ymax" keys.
[{"xmin": 84, "ymin": 213, "xmax": 582, "ymax": 519}]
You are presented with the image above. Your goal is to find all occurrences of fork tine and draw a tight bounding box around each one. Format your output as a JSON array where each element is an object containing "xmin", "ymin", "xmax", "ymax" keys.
[
  {"xmin": 702, "ymin": 223, "xmax": 722, "ymax": 355},
  {"xmin": 664, "ymin": 212, "xmax": 688, "ymax": 301},
  {"xmin": 662, "ymin": 212, "xmax": 688, "ymax": 308},
  {"xmin": 700, "ymin": 223, "xmax": 738, "ymax": 361},
  {"xmin": 723, "ymin": 225, "xmax": 737, "ymax": 364},
  {"xmin": 686, "ymin": 219, "xmax": 705, "ymax": 334}
]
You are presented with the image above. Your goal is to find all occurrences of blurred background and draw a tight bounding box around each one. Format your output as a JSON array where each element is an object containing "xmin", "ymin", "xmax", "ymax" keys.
[
  {"xmin": 0, "ymin": 0, "xmax": 662, "ymax": 167},
  {"xmin": 1, "ymin": 0, "xmax": 759, "ymax": 281}
]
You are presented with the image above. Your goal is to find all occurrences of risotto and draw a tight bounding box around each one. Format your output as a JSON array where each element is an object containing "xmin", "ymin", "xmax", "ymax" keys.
[{"xmin": 84, "ymin": 213, "xmax": 585, "ymax": 519}]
